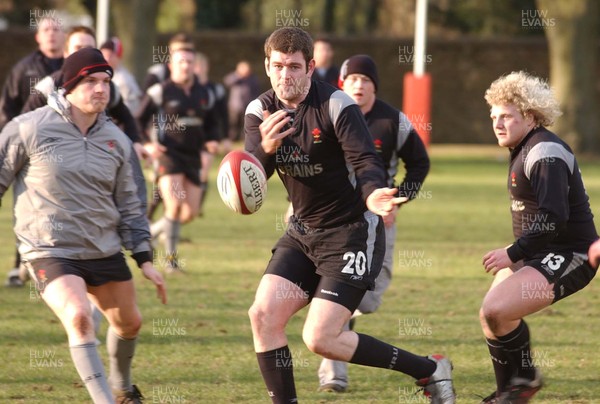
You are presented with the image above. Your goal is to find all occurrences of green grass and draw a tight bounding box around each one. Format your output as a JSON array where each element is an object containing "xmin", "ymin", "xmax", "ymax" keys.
[{"xmin": 1, "ymin": 145, "xmax": 600, "ymax": 403}]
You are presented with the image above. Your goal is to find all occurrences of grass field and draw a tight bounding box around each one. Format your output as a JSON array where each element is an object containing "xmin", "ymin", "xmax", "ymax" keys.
[{"xmin": 1, "ymin": 144, "xmax": 600, "ymax": 403}]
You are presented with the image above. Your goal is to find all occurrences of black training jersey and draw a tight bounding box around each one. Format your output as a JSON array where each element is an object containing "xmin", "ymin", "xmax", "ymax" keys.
[
  {"xmin": 137, "ymin": 77, "xmax": 217, "ymax": 156},
  {"xmin": 143, "ymin": 63, "xmax": 170, "ymax": 92},
  {"xmin": 0, "ymin": 50, "xmax": 63, "ymax": 129},
  {"xmin": 364, "ymin": 99, "xmax": 429, "ymax": 198},
  {"xmin": 204, "ymin": 80, "xmax": 229, "ymax": 141},
  {"xmin": 245, "ymin": 80, "xmax": 386, "ymax": 229},
  {"xmin": 506, "ymin": 127, "xmax": 597, "ymax": 262}
]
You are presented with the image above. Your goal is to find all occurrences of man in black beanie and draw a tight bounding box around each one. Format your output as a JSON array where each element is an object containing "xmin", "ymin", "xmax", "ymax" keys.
[
  {"xmin": 338, "ymin": 54, "xmax": 379, "ymax": 91},
  {"xmin": 0, "ymin": 46, "xmax": 167, "ymax": 403},
  {"xmin": 318, "ymin": 54, "xmax": 433, "ymax": 398}
]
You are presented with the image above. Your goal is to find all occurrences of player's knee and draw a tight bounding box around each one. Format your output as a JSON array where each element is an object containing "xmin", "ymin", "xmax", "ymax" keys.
[
  {"xmin": 248, "ymin": 302, "xmax": 268, "ymax": 331},
  {"xmin": 129, "ymin": 315, "xmax": 143, "ymax": 336},
  {"xmin": 114, "ymin": 314, "xmax": 142, "ymax": 338},
  {"xmin": 478, "ymin": 307, "xmax": 487, "ymax": 326},
  {"xmin": 302, "ymin": 327, "xmax": 330, "ymax": 356},
  {"xmin": 301, "ymin": 329, "xmax": 320, "ymax": 355},
  {"xmin": 68, "ymin": 310, "xmax": 94, "ymax": 339},
  {"xmin": 479, "ymin": 306, "xmax": 492, "ymax": 330},
  {"xmin": 481, "ymin": 303, "xmax": 502, "ymax": 334},
  {"xmin": 248, "ymin": 300, "xmax": 291, "ymax": 336},
  {"xmin": 179, "ymin": 210, "xmax": 196, "ymax": 224},
  {"xmin": 479, "ymin": 307, "xmax": 497, "ymax": 339},
  {"xmin": 164, "ymin": 202, "xmax": 182, "ymax": 218},
  {"xmin": 303, "ymin": 338, "xmax": 331, "ymax": 357}
]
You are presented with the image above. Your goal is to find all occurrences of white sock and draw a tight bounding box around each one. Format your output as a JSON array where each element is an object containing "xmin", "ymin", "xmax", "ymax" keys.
[
  {"xmin": 106, "ymin": 327, "xmax": 137, "ymax": 392},
  {"xmin": 69, "ymin": 343, "xmax": 113, "ymax": 403}
]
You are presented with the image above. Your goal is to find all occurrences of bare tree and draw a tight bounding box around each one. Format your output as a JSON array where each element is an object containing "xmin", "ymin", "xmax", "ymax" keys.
[
  {"xmin": 344, "ymin": 0, "xmax": 358, "ymax": 34},
  {"xmin": 322, "ymin": 0, "xmax": 335, "ymax": 33},
  {"xmin": 111, "ymin": 0, "xmax": 162, "ymax": 83},
  {"xmin": 536, "ymin": 0, "xmax": 599, "ymax": 152},
  {"xmin": 366, "ymin": 0, "xmax": 379, "ymax": 32}
]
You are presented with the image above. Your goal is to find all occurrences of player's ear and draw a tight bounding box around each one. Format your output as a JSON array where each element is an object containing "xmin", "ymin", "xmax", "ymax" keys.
[
  {"xmin": 306, "ymin": 59, "xmax": 315, "ymax": 77},
  {"xmin": 524, "ymin": 110, "xmax": 536, "ymax": 125},
  {"xmin": 264, "ymin": 57, "xmax": 270, "ymax": 77}
]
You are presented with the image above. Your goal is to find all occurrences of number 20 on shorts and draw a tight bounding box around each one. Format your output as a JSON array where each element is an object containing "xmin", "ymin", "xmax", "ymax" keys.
[{"xmin": 341, "ymin": 251, "xmax": 368, "ymax": 275}]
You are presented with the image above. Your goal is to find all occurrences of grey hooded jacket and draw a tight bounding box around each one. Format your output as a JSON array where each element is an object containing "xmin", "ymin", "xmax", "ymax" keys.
[{"xmin": 0, "ymin": 91, "xmax": 151, "ymax": 263}]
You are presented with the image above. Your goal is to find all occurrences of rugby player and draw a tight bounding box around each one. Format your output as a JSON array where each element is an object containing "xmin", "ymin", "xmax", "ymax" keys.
[
  {"xmin": 0, "ymin": 47, "xmax": 166, "ymax": 403},
  {"xmin": 480, "ymin": 71, "xmax": 598, "ymax": 403},
  {"xmin": 245, "ymin": 27, "xmax": 455, "ymax": 404},
  {"xmin": 317, "ymin": 54, "xmax": 430, "ymax": 393}
]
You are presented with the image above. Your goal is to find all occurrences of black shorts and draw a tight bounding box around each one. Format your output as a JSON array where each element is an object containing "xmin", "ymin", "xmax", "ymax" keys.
[
  {"xmin": 157, "ymin": 150, "xmax": 201, "ymax": 185},
  {"xmin": 265, "ymin": 212, "xmax": 385, "ymax": 311},
  {"xmin": 511, "ymin": 251, "xmax": 597, "ymax": 303},
  {"xmin": 25, "ymin": 252, "xmax": 132, "ymax": 292}
]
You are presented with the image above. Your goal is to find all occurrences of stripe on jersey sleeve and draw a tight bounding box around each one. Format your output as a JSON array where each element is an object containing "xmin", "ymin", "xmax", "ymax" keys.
[
  {"xmin": 524, "ymin": 141, "xmax": 574, "ymax": 179},
  {"xmin": 245, "ymin": 99, "xmax": 264, "ymax": 121},
  {"xmin": 397, "ymin": 112, "xmax": 412, "ymax": 150},
  {"xmin": 328, "ymin": 90, "xmax": 355, "ymax": 130}
]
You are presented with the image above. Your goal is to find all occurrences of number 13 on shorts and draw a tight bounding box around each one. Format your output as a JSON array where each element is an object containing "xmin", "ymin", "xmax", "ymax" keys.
[{"xmin": 541, "ymin": 252, "xmax": 565, "ymax": 271}]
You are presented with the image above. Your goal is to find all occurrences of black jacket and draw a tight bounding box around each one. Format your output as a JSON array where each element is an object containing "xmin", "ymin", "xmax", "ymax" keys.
[
  {"xmin": 0, "ymin": 50, "xmax": 63, "ymax": 129},
  {"xmin": 364, "ymin": 98, "xmax": 430, "ymax": 199}
]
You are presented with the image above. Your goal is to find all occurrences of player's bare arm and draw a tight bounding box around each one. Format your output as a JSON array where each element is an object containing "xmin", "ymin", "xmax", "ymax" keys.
[{"xmin": 259, "ymin": 109, "xmax": 294, "ymax": 154}]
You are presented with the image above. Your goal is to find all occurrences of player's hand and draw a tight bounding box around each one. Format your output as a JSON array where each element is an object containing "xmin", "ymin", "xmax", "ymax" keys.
[
  {"xmin": 260, "ymin": 110, "xmax": 295, "ymax": 154},
  {"xmin": 140, "ymin": 262, "xmax": 167, "ymax": 304},
  {"xmin": 133, "ymin": 142, "xmax": 151, "ymax": 161},
  {"xmin": 143, "ymin": 142, "xmax": 166, "ymax": 161},
  {"xmin": 588, "ymin": 239, "xmax": 600, "ymax": 267},
  {"xmin": 366, "ymin": 187, "xmax": 409, "ymax": 219},
  {"xmin": 482, "ymin": 248, "xmax": 513, "ymax": 275},
  {"xmin": 204, "ymin": 140, "xmax": 219, "ymax": 155}
]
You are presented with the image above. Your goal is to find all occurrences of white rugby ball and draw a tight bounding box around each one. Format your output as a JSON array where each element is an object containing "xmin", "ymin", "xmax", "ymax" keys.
[{"xmin": 217, "ymin": 150, "xmax": 268, "ymax": 214}]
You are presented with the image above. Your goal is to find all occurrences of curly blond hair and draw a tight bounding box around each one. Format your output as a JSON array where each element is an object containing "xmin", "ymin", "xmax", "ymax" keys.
[{"xmin": 484, "ymin": 71, "xmax": 562, "ymax": 127}]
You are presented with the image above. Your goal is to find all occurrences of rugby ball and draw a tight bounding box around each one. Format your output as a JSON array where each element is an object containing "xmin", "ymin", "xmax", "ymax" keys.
[{"xmin": 217, "ymin": 150, "xmax": 268, "ymax": 214}]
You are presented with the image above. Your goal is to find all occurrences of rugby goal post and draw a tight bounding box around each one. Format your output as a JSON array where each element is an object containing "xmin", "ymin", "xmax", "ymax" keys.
[{"xmin": 402, "ymin": 0, "xmax": 431, "ymax": 147}]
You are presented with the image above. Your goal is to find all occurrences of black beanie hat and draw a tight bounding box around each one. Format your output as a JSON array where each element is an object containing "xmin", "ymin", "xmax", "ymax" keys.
[
  {"xmin": 339, "ymin": 54, "xmax": 379, "ymax": 91},
  {"xmin": 62, "ymin": 48, "xmax": 113, "ymax": 94}
]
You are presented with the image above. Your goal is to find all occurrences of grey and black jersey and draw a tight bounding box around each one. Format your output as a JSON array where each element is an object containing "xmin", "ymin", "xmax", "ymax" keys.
[
  {"xmin": 244, "ymin": 80, "xmax": 386, "ymax": 229},
  {"xmin": 364, "ymin": 98, "xmax": 429, "ymax": 199},
  {"xmin": 506, "ymin": 127, "xmax": 597, "ymax": 262}
]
